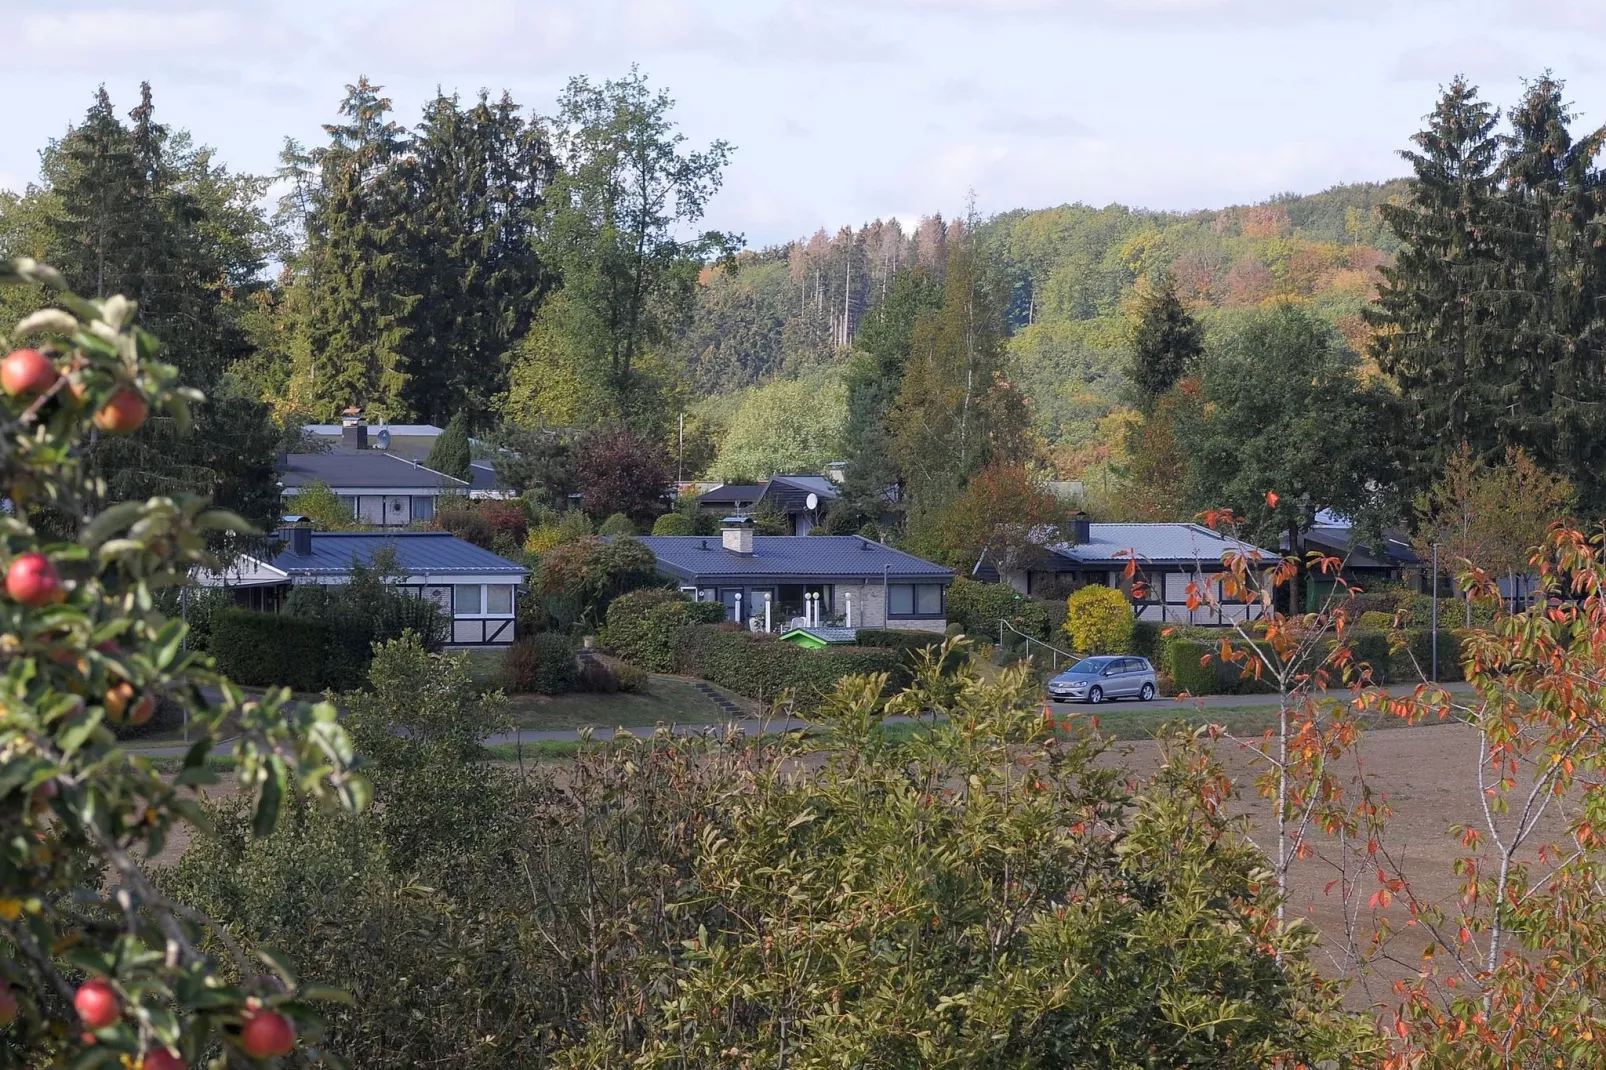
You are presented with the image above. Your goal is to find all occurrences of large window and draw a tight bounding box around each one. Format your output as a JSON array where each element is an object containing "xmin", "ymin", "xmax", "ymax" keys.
[
  {"xmin": 486, "ymin": 584, "xmax": 513, "ymax": 615},
  {"xmin": 453, "ymin": 585, "xmax": 483, "ymax": 614},
  {"xmin": 411, "ymin": 495, "xmax": 436, "ymax": 522},
  {"xmin": 888, "ymin": 583, "xmax": 944, "ymax": 618}
]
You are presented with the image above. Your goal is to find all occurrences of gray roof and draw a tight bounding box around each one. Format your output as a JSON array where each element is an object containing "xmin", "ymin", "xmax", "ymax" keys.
[
  {"xmin": 279, "ymin": 452, "xmax": 469, "ymax": 490},
  {"xmin": 698, "ymin": 484, "xmax": 766, "ymax": 505},
  {"xmin": 469, "ymin": 462, "xmax": 505, "ymax": 493},
  {"xmin": 271, "ymin": 532, "xmax": 528, "ymax": 576},
  {"xmin": 635, "ymin": 535, "xmax": 953, "ymax": 583},
  {"xmin": 1044, "ymin": 523, "xmax": 1278, "ymax": 567}
]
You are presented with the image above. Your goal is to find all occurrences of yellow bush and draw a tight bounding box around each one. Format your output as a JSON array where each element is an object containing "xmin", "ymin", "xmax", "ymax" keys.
[{"xmin": 1063, "ymin": 584, "xmax": 1136, "ymax": 654}]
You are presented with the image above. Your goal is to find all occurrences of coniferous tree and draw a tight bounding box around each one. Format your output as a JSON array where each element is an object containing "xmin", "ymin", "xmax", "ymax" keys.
[
  {"xmin": 40, "ymin": 84, "xmax": 282, "ymax": 533},
  {"xmin": 1487, "ymin": 76, "xmax": 1606, "ymax": 511},
  {"xmin": 400, "ymin": 91, "xmax": 554, "ymax": 425},
  {"xmin": 1368, "ymin": 77, "xmax": 1503, "ymax": 492},
  {"xmin": 425, "ymin": 411, "xmax": 473, "ymax": 482},
  {"xmin": 304, "ymin": 78, "xmax": 415, "ymax": 419},
  {"xmin": 840, "ymin": 268, "xmax": 940, "ymax": 517},
  {"xmin": 1126, "ymin": 272, "xmax": 1202, "ymax": 411}
]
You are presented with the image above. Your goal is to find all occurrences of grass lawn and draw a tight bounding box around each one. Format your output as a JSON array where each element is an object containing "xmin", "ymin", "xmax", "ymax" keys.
[{"xmin": 502, "ymin": 673, "xmax": 749, "ymax": 731}]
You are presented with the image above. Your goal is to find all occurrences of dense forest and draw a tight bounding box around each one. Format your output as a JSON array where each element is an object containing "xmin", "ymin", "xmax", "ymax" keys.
[{"xmin": 3, "ymin": 69, "xmax": 1604, "ymax": 564}]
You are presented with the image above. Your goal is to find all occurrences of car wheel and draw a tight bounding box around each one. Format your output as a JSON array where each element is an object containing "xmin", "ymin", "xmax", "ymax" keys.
[
  {"xmin": 1087, "ymin": 686, "xmax": 1104, "ymax": 705},
  {"xmin": 1139, "ymin": 683, "xmax": 1155, "ymax": 702}
]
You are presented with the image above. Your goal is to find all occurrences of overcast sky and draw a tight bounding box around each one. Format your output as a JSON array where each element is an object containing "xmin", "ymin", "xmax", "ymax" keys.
[{"xmin": 8, "ymin": 0, "xmax": 1606, "ymax": 246}]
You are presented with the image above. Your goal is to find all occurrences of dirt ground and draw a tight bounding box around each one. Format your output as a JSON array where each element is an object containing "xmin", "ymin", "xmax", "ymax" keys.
[{"xmin": 1105, "ymin": 719, "xmax": 1580, "ymax": 1009}]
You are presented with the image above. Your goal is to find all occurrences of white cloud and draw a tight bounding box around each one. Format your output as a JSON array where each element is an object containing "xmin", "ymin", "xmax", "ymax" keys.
[
  {"xmin": 982, "ymin": 111, "xmax": 1093, "ymax": 137},
  {"xmin": 15, "ymin": 6, "xmax": 308, "ymax": 70},
  {"xmin": 1389, "ymin": 37, "xmax": 1532, "ymax": 84},
  {"xmin": 806, "ymin": 0, "xmax": 1413, "ymax": 28}
]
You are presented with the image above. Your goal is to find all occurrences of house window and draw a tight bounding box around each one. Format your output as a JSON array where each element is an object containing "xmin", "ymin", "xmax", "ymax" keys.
[
  {"xmin": 453, "ymin": 585, "xmax": 483, "ymax": 614},
  {"xmin": 889, "ymin": 583, "xmax": 944, "ymax": 618},
  {"xmin": 486, "ymin": 584, "xmax": 514, "ymax": 615},
  {"xmin": 411, "ymin": 496, "xmax": 435, "ymax": 522},
  {"xmin": 338, "ymin": 495, "xmax": 357, "ymax": 518}
]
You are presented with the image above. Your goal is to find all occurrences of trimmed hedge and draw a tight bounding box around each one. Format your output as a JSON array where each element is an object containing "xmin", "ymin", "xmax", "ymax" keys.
[
  {"xmin": 603, "ymin": 589, "xmax": 727, "ymax": 672},
  {"xmin": 211, "ymin": 609, "xmax": 343, "ymax": 692},
  {"xmin": 946, "ymin": 577, "xmax": 1052, "ymax": 642},
  {"xmin": 1166, "ymin": 628, "xmax": 1470, "ymax": 695},
  {"xmin": 673, "ymin": 625, "xmax": 909, "ymax": 711}
]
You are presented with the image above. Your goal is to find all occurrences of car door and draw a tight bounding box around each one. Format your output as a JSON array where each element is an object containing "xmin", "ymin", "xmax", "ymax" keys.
[
  {"xmin": 1114, "ymin": 658, "xmax": 1141, "ymax": 696},
  {"xmin": 1100, "ymin": 659, "xmax": 1127, "ymax": 697}
]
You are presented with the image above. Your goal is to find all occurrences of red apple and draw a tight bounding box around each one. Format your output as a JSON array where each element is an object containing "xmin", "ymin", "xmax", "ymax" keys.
[
  {"xmin": 0, "ymin": 348, "xmax": 57, "ymax": 398},
  {"xmin": 74, "ymin": 978, "xmax": 119, "ymax": 1030},
  {"xmin": 140, "ymin": 1048, "xmax": 186, "ymax": 1070},
  {"xmin": 0, "ymin": 985, "xmax": 16, "ymax": 1025},
  {"xmin": 6, "ymin": 553, "xmax": 64, "ymax": 608},
  {"xmin": 92, "ymin": 389, "xmax": 147, "ymax": 434},
  {"xmin": 239, "ymin": 1009, "xmax": 295, "ymax": 1059},
  {"xmin": 129, "ymin": 693, "xmax": 156, "ymax": 726}
]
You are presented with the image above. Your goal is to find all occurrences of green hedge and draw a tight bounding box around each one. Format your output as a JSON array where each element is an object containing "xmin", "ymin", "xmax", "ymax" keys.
[
  {"xmin": 947, "ymin": 577, "xmax": 1051, "ymax": 642},
  {"xmin": 673, "ymin": 625, "xmax": 908, "ymax": 711},
  {"xmin": 603, "ymin": 589, "xmax": 727, "ymax": 672},
  {"xmin": 211, "ymin": 609, "xmax": 344, "ymax": 692},
  {"xmin": 1166, "ymin": 628, "xmax": 1470, "ymax": 695},
  {"xmin": 503, "ymin": 632, "xmax": 580, "ymax": 694}
]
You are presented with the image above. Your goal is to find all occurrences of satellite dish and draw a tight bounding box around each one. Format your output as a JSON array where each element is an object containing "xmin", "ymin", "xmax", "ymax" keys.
[
  {"xmin": 805, "ymin": 492, "xmax": 819, "ymax": 511},
  {"xmin": 375, "ymin": 428, "xmax": 391, "ymax": 450}
]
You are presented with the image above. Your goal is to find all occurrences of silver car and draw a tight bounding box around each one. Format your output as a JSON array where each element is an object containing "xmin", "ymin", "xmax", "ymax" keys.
[{"xmin": 1047, "ymin": 656, "xmax": 1158, "ymax": 704}]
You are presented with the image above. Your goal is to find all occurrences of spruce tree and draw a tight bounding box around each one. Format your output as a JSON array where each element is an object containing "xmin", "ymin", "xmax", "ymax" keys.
[
  {"xmin": 426, "ymin": 411, "xmax": 473, "ymax": 481},
  {"xmin": 840, "ymin": 268, "xmax": 940, "ymax": 517},
  {"xmin": 304, "ymin": 78, "xmax": 415, "ymax": 420},
  {"xmin": 1367, "ymin": 77, "xmax": 1502, "ymax": 493},
  {"xmin": 40, "ymin": 84, "xmax": 282, "ymax": 533},
  {"xmin": 400, "ymin": 91, "xmax": 553, "ymax": 425},
  {"xmin": 1126, "ymin": 272, "xmax": 1202, "ymax": 412}
]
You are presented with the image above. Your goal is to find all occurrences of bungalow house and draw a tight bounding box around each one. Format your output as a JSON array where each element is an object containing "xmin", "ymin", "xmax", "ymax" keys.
[
  {"xmin": 198, "ymin": 522, "xmax": 528, "ymax": 646},
  {"xmin": 974, "ymin": 519, "xmax": 1278, "ymax": 626},
  {"xmin": 279, "ymin": 451, "xmax": 469, "ymax": 527},
  {"xmin": 637, "ymin": 517, "xmax": 954, "ymax": 633},
  {"xmin": 1291, "ymin": 513, "xmax": 1426, "ymax": 609},
  {"xmin": 696, "ymin": 474, "xmax": 842, "ymax": 535}
]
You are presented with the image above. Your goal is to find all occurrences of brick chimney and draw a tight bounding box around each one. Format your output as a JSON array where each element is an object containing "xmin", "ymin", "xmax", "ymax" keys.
[
  {"xmin": 341, "ymin": 408, "xmax": 368, "ymax": 451},
  {"xmin": 721, "ymin": 515, "xmax": 755, "ymax": 555}
]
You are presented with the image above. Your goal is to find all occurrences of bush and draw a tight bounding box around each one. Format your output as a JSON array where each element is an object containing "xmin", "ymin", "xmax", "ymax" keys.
[
  {"xmin": 1131, "ymin": 620, "xmax": 1165, "ymax": 663},
  {"xmin": 154, "ymin": 585, "xmax": 237, "ymax": 653},
  {"xmin": 651, "ymin": 512, "xmax": 696, "ymax": 535},
  {"xmin": 599, "ymin": 512, "xmax": 637, "ymax": 536},
  {"xmin": 211, "ymin": 608, "xmax": 343, "ymax": 692},
  {"xmin": 604, "ymin": 589, "xmax": 726, "ymax": 672},
  {"xmin": 538, "ymin": 535, "xmax": 664, "ymax": 627},
  {"xmin": 614, "ymin": 662, "xmax": 648, "ymax": 693},
  {"xmin": 577, "ymin": 657, "xmax": 618, "ymax": 693},
  {"xmin": 1357, "ymin": 610, "xmax": 1397, "ymax": 631},
  {"xmin": 503, "ymin": 632, "xmax": 580, "ymax": 695},
  {"xmin": 1064, "ymin": 585, "xmax": 1135, "ymax": 654},
  {"xmin": 673, "ymin": 625, "xmax": 907, "ymax": 711},
  {"xmin": 435, "ymin": 497, "xmax": 495, "ymax": 549},
  {"xmin": 947, "ymin": 577, "xmax": 1053, "ymax": 642}
]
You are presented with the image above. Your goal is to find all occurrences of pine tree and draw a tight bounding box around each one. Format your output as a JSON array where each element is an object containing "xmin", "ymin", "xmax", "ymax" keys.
[
  {"xmin": 1126, "ymin": 272, "xmax": 1202, "ymax": 411},
  {"xmin": 1367, "ymin": 77, "xmax": 1503, "ymax": 492},
  {"xmin": 426, "ymin": 411, "xmax": 473, "ymax": 482},
  {"xmin": 304, "ymin": 78, "xmax": 415, "ymax": 420}
]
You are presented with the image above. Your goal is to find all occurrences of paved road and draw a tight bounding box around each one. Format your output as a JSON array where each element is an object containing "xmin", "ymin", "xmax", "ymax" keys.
[{"xmin": 128, "ymin": 680, "xmax": 1480, "ymax": 755}]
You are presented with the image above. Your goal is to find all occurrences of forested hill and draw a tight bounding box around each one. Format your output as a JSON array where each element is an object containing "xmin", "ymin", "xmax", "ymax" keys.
[{"xmin": 673, "ymin": 180, "xmax": 1410, "ymax": 449}]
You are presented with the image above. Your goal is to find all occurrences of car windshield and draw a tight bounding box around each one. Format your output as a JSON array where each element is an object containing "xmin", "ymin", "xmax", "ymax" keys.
[{"xmin": 1063, "ymin": 658, "xmax": 1114, "ymax": 676}]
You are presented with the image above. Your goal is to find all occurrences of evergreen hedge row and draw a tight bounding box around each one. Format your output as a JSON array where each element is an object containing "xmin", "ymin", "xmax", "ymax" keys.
[
  {"xmin": 603, "ymin": 589, "xmax": 727, "ymax": 672},
  {"xmin": 672, "ymin": 625, "xmax": 910, "ymax": 711},
  {"xmin": 1164, "ymin": 628, "xmax": 1470, "ymax": 696},
  {"xmin": 211, "ymin": 609, "xmax": 345, "ymax": 692}
]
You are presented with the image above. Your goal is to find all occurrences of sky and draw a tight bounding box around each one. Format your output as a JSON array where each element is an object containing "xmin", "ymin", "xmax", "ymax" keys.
[{"xmin": 8, "ymin": 0, "xmax": 1606, "ymax": 246}]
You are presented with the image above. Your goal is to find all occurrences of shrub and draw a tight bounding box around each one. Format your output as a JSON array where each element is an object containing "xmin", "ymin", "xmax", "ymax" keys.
[
  {"xmin": 599, "ymin": 512, "xmax": 637, "ymax": 536},
  {"xmin": 538, "ymin": 535, "xmax": 663, "ymax": 627},
  {"xmin": 577, "ymin": 657, "xmax": 619, "ymax": 693},
  {"xmin": 1131, "ymin": 620, "xmax": 1166, "ymax": 663},
  {"xmin": 1064, "ymin": 585, "xmax": 1134, "ymax": 654},
  {"xmin": 435, "ymin": 497, "xmax": 495, "ymax": 549},
  {"xmin": 1357, "ymin": 610, "xmax": 1397, "ymax": 631},
  {"xmin": 1343, "ymin": 631, "xmax": 1394, "ymax": 684},
  {"xmin": 672, "ymin": 625, "xmax": 906, "ymax": 711},
  {"xmin": 652, "ymin": 512, "xmax": 696, "ymax": 535},
  {"xmin": 947, "ymin": 577, "xmax": 1053, "ymax": 641},
  {"xmin": 614, "ymin": 662, "xmax": 648, "ymax": 693},
  {"xmin": 503, "ymin": 632, "xmax": 580, "ymax": 694},
  {"xmin": 211, "ymin": 608, "xmax": 343, "ymax": 692},
  {"xmin": 154, "ymin": 584, "xmax": 237, "ymax": 653},
  {"xmin": 605, "ymin": 590, "xmax": 727, "ymax": 671}
]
